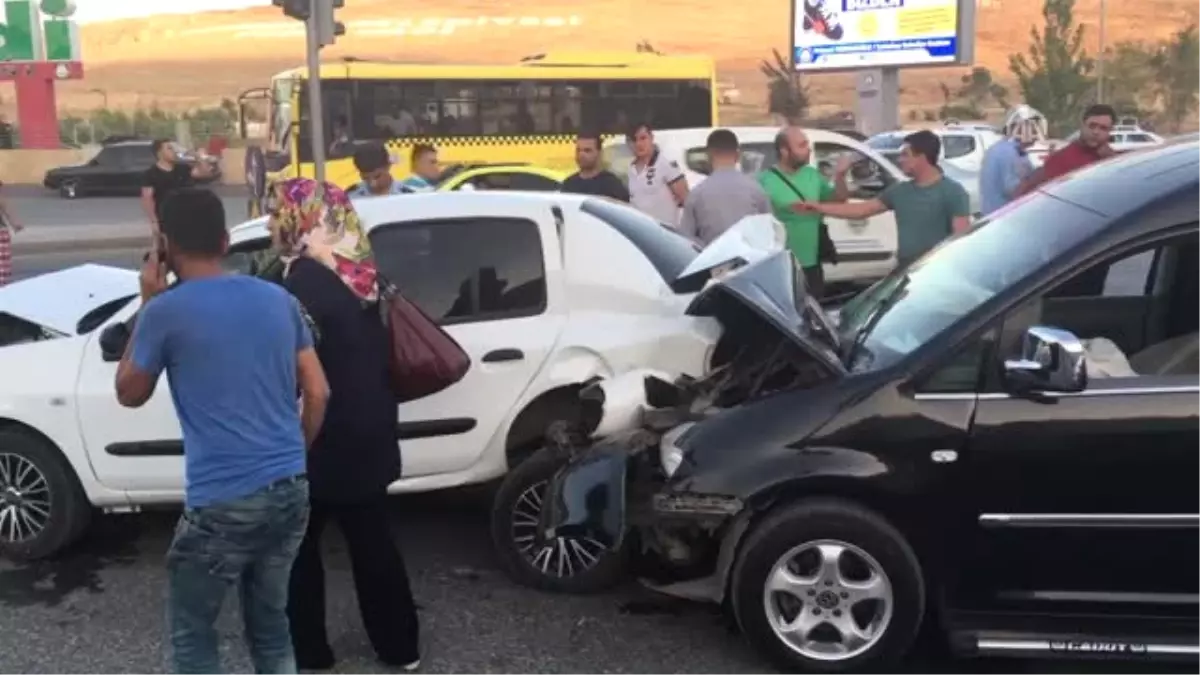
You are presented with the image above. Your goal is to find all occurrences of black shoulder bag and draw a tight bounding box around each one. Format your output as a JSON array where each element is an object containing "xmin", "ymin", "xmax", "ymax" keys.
[{"xmin": 769, "ymin": 168, "xmax": 839, "ymax": 265}]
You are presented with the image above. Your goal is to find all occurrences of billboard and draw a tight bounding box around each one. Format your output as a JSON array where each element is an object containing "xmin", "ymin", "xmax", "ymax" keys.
[{"xmin": 792, "ymin": 0, "xmax": 974, "ymax": 71}]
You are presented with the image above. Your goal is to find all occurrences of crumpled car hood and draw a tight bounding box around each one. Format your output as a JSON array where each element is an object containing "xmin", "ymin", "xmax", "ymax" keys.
[{"xmin": 0, "ymin": 264, "xmax": 138, "ymax": 336}]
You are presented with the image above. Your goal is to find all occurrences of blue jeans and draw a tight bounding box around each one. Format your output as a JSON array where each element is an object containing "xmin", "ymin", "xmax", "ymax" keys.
[{"xmin": 166, "ymin": 475, "xmax": 310, "ymax": 674}]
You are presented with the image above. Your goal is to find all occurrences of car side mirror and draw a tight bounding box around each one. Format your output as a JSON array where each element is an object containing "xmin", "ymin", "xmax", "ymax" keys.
[
  {"xmin": 99, "ymin": 321, "xmax": 132, "ymax": 362},
  {"xmin": 1003, "ymin": 325, "xmax": 1087, "ymax": 394}
]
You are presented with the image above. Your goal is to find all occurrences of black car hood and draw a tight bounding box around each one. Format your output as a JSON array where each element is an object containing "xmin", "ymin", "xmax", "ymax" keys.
[{"xmin": 685, "ymin": 249, "xmax": 847, "ymax": 376}]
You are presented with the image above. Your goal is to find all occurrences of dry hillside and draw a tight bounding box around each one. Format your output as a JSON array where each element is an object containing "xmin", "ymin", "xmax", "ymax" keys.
[{"xmin": 42, "ymin": 0, "xmax": 1199, "ymax": 122}]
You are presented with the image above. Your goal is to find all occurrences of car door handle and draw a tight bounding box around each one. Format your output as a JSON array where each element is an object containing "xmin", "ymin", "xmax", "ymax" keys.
[
  {"xmin": 483, "ymin": 348, "xmax": 524, "ymax": 363},
  {"xmin": 848, "ymin": 219, "xmax": 868, "ymax": 228}
]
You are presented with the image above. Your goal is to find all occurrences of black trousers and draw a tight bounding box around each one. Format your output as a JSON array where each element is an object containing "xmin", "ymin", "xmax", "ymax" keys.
[{"xmin": 287, "ymin": 496, "xmax": 420, "ymax": 667}]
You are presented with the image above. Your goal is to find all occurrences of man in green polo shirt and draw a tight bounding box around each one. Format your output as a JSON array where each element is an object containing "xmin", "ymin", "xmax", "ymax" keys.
[{"xmin": 759, "ymin": 126, "xmax": 852, "ymax": 298}]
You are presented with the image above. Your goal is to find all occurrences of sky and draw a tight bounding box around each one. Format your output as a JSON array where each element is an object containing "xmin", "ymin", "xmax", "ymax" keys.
[{"xmin": 73, "ymin": 0, "xmax": 269, "ymax": 23}]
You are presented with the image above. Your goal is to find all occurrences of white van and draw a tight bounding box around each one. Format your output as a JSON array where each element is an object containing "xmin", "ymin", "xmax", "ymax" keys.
[{"xmin": 603, "ymin": 126, "xmax": 900, "ymax": 285}]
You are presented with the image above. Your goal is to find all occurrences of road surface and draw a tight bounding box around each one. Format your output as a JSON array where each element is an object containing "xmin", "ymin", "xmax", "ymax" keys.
[
  {"xmin": 0, "ymin": 235, "xmax": 1192, "ymax": 674},
  {"xmin": 4, "ymin": 185, "xmax": 249, "ymax": 230}
]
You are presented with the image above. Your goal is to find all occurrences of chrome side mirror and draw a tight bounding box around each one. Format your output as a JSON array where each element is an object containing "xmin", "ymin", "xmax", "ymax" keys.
[{"xmin": 1004, "ymin": 326, "xmax": 1087, "ymax": 394}]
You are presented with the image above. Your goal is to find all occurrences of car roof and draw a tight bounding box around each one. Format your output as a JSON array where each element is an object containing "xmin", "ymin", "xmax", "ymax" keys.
[
  {"xmin": 1041, "ymin": 138, "xmax": 1198, "ymax": 220},
  {"xmin": 228, "ymin": 191, "xmax": 592, "ymax": 245}
]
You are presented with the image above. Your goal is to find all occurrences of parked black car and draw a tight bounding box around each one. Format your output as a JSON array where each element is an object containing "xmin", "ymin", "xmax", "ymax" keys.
[
  {"xmin": 43, "ymin": 140, "xmax": 221, "ymax": 199},
  {"xmin": 492, "ymin": 138, "xmax": 1200, "ymax": 671}
]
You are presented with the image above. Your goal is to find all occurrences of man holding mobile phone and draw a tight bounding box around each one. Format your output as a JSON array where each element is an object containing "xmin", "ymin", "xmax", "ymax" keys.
[{"xmin": 115, "ymin": 188, "xmax": 330, "ymax": 673}]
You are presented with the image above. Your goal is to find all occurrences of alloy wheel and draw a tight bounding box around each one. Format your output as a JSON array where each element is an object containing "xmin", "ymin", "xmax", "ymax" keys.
[
  {"xmin": 762, "ymin": 538, "xmax": 894, "ymax": 662},
  {"xmin": 510, "ymin": 479, "xmax": 609, "ymax": 578},
  {"xmin": 0, "ymin": 453, "xmax": 52, "ymax": 544}
]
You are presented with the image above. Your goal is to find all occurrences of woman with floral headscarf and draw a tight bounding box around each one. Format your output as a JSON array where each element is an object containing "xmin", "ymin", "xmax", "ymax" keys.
[{"xmin": 269, "ymin": 178, "xmax": 421, "ymax": 671}]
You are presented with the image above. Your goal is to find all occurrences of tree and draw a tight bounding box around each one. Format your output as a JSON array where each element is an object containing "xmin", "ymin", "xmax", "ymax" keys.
[
  {"xmin": 1151, "ymin": 24, "xmax": 1199, "ymax": 132},
  {"xmin": 1009, "ymin": 0, "xmax": 1095, "ymax": 136},
  {"xmin": 957, "ymin": 67, "xmax": 1009, "ymax": 112},
  {"xmin": 760, "ymin": 48, "xmax": 809, "ymax": 123},
  {"xmin": 1102, "ymin": 41, "xmax": 1159, "ymax": 117}
]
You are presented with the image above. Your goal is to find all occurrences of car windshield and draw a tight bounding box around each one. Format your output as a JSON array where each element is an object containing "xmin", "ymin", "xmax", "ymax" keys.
[{"xmin": 838, "ymin": 192, "xmax": 1104, "ymax": 372}]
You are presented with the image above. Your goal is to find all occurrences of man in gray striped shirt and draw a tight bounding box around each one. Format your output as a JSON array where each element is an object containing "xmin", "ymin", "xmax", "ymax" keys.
[{"xmin": 678, "ymin": 129, "xmax": 771, "ymax": 246}]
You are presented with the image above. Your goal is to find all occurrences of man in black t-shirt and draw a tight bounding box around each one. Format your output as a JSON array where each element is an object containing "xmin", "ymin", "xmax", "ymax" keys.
[
  {"xmin": 141, "ymin": 139, "xmax": 213, "ymax": 234},
  {"xmin": 560, "ymin": 131, "xmax": 630, "ymax": 202}
]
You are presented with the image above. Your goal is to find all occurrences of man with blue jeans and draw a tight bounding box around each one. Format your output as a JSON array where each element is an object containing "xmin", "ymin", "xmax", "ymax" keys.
[{"xmin": 116, "ymin": 188, "xmax": 330, "ymax": 673}]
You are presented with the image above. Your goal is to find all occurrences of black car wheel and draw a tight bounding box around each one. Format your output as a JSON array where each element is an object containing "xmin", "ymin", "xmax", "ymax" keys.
[
  {"xmin": 0, "ymin": 429, "xmax": 91, "ymax": 561},
  {"xmin": 731, "ymin": 498, "xmax": 924, "ymax": 673},
  {"xmin": 59, "ymin": 180, "xmax": 80, "ymax": 199},
  {"xmin": 490, "ymin": 449, "xmax": 627, "ymax": 593}
]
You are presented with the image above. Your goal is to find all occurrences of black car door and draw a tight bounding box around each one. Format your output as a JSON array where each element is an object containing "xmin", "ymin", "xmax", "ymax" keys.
[
  {"xmin": 117, "ymin": 145, "xmax": 155, "ymax": 193},
  {"xmin": 958, "ymin": 229, "xmax": 1199, "ymax": 617}
]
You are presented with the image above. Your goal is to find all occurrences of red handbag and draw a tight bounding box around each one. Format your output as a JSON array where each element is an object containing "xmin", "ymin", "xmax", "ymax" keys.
[{"xmin": 378, "ymin": 277, "xmax": 471, "ymax": 403}]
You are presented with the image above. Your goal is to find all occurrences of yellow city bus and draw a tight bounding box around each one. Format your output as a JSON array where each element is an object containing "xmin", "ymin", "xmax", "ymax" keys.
[{"xmin": 242, "ymin": 51, "xmax": 718, "ymax": 193}]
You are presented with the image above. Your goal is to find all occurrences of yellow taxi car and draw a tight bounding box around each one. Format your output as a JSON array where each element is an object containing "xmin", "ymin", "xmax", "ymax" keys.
[
  {"xmin": 433, "ymin": 163, "xmax": 567, "ymax": 192},
  {"xmin": 247, "ymin": 159, "xmax": 568, "ymax": 218}
]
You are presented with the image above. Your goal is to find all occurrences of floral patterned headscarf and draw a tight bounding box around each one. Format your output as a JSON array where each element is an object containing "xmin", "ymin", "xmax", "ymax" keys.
[{"xmin": 269, "ymin": 178, "xmax": 378, "ymax": 302}]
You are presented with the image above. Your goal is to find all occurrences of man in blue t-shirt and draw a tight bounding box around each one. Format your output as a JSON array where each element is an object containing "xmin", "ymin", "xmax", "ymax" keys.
[{"xmin": 115, "ymin": 188, "xmax": 330, "ymax": 674}]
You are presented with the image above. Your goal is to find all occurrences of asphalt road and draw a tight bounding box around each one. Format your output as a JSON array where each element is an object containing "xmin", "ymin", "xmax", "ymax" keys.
[
  {"xmin": 1, "ymin": 228, "xmax": 1193, "ymax": 674},
  {"xmin": 4, "ymin": 185, "xmax": 251, "ymax": 229}
]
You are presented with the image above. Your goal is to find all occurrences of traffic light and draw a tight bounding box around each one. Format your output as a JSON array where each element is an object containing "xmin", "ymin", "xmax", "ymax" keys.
[
  {"xmin": 270, "ymin": 0, "xmax": 310, "ymax": 21},
  {"xmin": 315, "ymin": 0, "xmax": 346, "ymax": 47}
]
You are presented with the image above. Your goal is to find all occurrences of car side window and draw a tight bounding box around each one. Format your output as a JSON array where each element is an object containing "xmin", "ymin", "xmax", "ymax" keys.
[
  {"xmin": 93, "ymin": 147, "xmax": 121, "ymax": 165},
  {"xmin": 941, "ymin": 135, "xmax": 977, "ymax": 159},
  {"xmin": 1006, "ymin": 231, "xmax": 1199, "ymax": 380},
  {"xmin": 0, "ymin": 312, "xmax": 56, "ymax": 347},
  {"xmin": 508, "ymin": 173, "xmax": 561, "ymax": 191},
  {"xmin": 1046, "ymin": 249, "xmax": 1155, "ymax": 299},
  {"xmin": 370, "ymin": 217, "xmax": 547, "ymax": 324},
  {"xmin": 738, "ymin": 142, "xmax": 777, "ymax": 174},
  {"xmin": 916, "ymin": 331, "xmax": 994, "ymax": 393}
]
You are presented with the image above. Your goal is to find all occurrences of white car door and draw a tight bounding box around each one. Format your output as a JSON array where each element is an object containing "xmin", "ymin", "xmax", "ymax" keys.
[
  {"xmin": 76, "ymin": 299, "xmax": 185, "ymax": 495},
  {"xmin": 812, "ymin": 141, "xmax": 898, "ymax": 284},
  {"xmin": 368, "ymin": 205, "xmax": 567, "ymax": 479}
]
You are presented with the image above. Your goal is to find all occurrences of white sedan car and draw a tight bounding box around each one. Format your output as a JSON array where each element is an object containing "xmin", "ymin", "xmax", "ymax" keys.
[{"xmin": 0, "ymin": 191, "xmax": 731, "ymax": 560}]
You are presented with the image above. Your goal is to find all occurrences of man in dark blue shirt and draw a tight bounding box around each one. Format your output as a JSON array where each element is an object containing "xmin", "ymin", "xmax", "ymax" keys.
[{"xmin": 115, "ymin": 188, "xmax": 330, "ymax": 673}]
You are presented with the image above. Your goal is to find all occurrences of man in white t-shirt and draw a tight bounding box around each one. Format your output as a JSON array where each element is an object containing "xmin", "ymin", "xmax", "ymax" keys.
[{"xmin": 626, "ymin": 123, "xmax": 690, "ymax": 226}]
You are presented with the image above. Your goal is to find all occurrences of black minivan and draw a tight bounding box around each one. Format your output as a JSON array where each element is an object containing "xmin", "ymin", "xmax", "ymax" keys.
[{"xmin": 492, "ymin": 137, "xmax": 1200, "ymax": 671}]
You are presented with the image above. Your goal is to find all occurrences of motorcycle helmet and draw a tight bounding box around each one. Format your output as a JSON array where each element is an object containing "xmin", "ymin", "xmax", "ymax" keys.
[{"xmin": 1004, "ymin": 105, "xmax": 1048, "ymax": 144}]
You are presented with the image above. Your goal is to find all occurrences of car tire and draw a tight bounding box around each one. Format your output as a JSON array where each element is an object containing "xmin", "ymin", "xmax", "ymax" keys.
[
  {"xmin": 0, "ymin": 428, "xmax": 92, "ymax": 561},
  {"xmin": 731, "ymin": 498, "xmax": 924, "ymax": 673},
  {"xmin": 490, "ymin": 449, "xmax": 627, "ymax": 594},
  {"xmin": 59, "ymin": 180, "xmax": 79, "ymax": 199}
]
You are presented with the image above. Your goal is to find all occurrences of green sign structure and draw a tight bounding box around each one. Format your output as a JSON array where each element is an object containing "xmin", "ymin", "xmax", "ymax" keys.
[{"xmin": 0, "ymin": 0, "xmax": 80, "ymax": 62}]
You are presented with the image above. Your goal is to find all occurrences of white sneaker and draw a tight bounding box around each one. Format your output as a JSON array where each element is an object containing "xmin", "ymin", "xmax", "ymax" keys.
[{"xmin": 403, "ymin": 660, "xmax": 421, "ymax": 672}]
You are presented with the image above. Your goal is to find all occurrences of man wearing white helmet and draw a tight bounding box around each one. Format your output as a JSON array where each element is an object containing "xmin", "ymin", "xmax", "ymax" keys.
[{"xmin": 978, "ymin": 106, "xmax": 1041, "ymax": 215}]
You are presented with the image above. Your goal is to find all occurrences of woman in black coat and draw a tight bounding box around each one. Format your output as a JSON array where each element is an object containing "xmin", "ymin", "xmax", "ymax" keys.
[{"xmin": 269, "ymin": 178, "xmax": 420, "ymax": 671}]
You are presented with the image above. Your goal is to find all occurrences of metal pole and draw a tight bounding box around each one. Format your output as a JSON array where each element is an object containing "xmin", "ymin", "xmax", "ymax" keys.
[
  {"xmin": 1096, "ymin": 0, "xmax": 1107, "ymax": 103},
  {"xmin": 305, "ymin": 0, "xmax": 326, "ymax": 187}
]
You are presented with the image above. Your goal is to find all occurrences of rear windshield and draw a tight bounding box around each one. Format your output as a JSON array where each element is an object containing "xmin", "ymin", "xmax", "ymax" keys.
[{"xmin": 579, "ymin": 198, "xmax": 703, "ymax": 293}]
